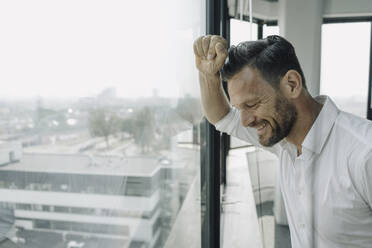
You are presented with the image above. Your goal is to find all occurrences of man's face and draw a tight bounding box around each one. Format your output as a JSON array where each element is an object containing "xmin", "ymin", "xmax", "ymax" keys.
[{"xmin": 227, "ymin": 66, "xmax": 297, "ymax": 147}]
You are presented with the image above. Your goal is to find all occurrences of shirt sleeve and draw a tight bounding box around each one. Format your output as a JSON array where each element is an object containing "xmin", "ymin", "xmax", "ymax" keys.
[
  {"xmin": 215, "ymin": 106, "xmax": 279, "ymax": 155},
  {"xmin": 360, "ymin": 153, "xmax": 372, "ymax": 208}
]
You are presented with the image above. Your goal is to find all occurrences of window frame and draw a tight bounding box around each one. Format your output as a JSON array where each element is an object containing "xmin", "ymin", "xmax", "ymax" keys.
[
  {"xmin": 201, "ymin": 1, "xmax": 231, "ymax": 248},
  {"xmin": 369, "ymin": 23, "xmax": 372, "ymax": 120}
]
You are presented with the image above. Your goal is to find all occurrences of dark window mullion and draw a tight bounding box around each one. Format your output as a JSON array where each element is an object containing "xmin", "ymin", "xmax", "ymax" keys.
[
  {"xmin": 220, "ymin": 0, "xmax": 230, "ymax": 187},
  {"xmin": 258, "ymin": 20, "xmax": 263, "ymax": 39},
  {"xmin": 368, "ymin": 20, "xmax": 372, "ymax": 120},
  {"xmin": 201, "ymin": 1, "xmax": 227, "ymax": 248}
]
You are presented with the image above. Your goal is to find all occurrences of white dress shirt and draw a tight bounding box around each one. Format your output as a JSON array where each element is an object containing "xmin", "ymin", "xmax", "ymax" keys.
[{"xmin": 215, "ymin": 95, "xmax": 372, "ymax": 248}]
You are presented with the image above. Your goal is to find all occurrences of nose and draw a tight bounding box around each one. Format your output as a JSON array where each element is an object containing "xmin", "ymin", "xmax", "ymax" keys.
[{"xmin": 240, "ymin": 110, "xmax": 256, "ymax": 127}]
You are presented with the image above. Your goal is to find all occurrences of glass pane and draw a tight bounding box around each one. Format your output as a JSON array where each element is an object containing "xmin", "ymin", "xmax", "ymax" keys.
[
  {"xmin": 225, "ymin": 20, "xmax": 290, "ymax": 248},
  {"xmin": 230, "ymin": 19, "xmax": 258, "ymax": 46},
  {"xmin": 229, "ymin": 19, "xmax": 258, "ymax": 149},
  {"xmin": 0, "ymin": 1, "xmax": 204, "ymax": 247},
  {"xmin": 263, "ymin": 25, "xmax": 279, "ymax": 38},
  {"xmin": 321, "ymin": 22, "xmax": 371, "ymax": 117}
]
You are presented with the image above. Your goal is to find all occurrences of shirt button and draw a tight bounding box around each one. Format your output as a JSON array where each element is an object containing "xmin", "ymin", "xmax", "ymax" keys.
[{"xmin": 300, "ymin": 223, "xmax": 305, "ymax": 229}]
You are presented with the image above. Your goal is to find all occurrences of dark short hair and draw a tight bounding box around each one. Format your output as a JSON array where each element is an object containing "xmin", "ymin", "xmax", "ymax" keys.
[{"xmin": 220, "ymin": 35, "xmax": 307, "ymax": 89}]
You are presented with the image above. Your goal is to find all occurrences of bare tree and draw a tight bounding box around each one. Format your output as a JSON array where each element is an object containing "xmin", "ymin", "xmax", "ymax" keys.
[
  {"xmin": 132, "ymin": 107, "xmax": 156, "ymax": 154},
  {"xmin": 88, "ymin": 108, "xmax": 120, "ymax": 148}
]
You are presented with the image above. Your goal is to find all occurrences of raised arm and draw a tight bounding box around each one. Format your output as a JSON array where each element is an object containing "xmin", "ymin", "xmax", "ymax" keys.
[
  {"xmin": 193, "ymin": 35, "xmax": 280, "ymax": 155},
  {"xmin": 193, "ymin": 35, "xmax": 230, "ymax": 125}
]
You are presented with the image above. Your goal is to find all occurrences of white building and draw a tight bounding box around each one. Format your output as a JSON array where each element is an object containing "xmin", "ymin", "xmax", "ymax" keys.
[
  {"xmin": 0, "ymin": 142, "xmax": 22, "ymax": 166},
  {"xmin": 0, "ymin": 153, "xmax": 163, "ymax": 248}
]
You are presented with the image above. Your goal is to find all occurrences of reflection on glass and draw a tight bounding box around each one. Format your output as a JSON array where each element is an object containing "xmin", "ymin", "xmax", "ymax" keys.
[
  {"xmin": 321, "ymin": 22, "xmax": 371, "ymax": 117},
  {"xmin": 229, "ymin": 19, "xmax": 259, "ymax": 149},
  {"xmin": 224, "ymin": 20, "xmax": 290, "ymax": 248},
  {"xmin": 0, "ymin": 0, "xmax": 204, "ymax": 247},
  {"xmin": 229, "ymin": 21, "xmax": 279, "ymax": 149}
]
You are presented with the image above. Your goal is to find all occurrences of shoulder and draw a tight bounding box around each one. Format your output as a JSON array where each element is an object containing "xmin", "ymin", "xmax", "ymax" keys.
[
  {"xmin": 349, "ymin": 148, "xmax": 372, "ymax": 206},
  {"xmin": 334, "ymin": 113, "xmax": 372, "ymax": 204},
  {"xmin": 333, "ymin": 111, "xmax": 372, "ymax": 151},
  {"xmin": 330, "ymin": 112, "xmax": 372, "ymax": 179}
]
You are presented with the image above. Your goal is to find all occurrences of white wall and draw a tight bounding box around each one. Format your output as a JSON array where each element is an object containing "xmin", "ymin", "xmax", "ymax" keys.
[
  {"xmin": 230, "ymin": 0, "xmax": 372, "ymax": 20},
  {"xmin": 278, "ymin": 0, "xmax": 323, "ymax": 96}
]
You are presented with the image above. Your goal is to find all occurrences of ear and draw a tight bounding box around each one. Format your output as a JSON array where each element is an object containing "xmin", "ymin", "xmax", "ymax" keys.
[{"xmin": 279, "ymin": 70, "xmax": 303, "ymax": 99}]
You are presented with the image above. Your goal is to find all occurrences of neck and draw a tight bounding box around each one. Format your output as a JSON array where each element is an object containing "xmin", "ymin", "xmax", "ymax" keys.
[{"xmin": 286, "ymin": 92, "xmax": 323, "ymax": 155}]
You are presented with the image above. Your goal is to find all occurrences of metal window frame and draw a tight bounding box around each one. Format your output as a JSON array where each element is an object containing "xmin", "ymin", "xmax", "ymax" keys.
[
  {"xmin": 369, "ymin": 23, "xmax": 372, "ymax": 120},
  {"xmin": 220, "ymin": 0, "xmax": 230, "ymax": 187},
  {"xmin": 201, "ymin": 1, "xmax": 228, "ymax": 248},
  {"xmin": 323, "ymin": 16, "xmax": 372, "ymax": 24}
]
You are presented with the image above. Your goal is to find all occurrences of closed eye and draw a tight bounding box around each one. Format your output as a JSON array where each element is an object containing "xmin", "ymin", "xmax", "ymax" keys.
[{"xmin": 245, "ymin": 103, "xmax": 257, "ymax": 108}]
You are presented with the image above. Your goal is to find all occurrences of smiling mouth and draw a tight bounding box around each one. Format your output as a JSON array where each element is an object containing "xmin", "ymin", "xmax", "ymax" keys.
[{"xmin": 257, "ymin": 122, "xmax": 267, "ymax": 135}]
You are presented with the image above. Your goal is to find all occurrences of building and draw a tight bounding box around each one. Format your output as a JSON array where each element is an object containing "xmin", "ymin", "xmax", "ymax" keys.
[
  {"xmin": 0, "ymin": 153, "xmax": 164, "ymax": 248},
  {"xmin": 0, "ymin": 142, "xmax": 22, "ymax": 166}
]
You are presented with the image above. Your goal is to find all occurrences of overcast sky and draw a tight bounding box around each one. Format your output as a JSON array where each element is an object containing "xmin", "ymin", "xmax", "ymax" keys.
[
  {"xmin": 1, "ymin": 1, "xmax": 370, "ymax": 104},
  {"xmin": 0, "ymin": 0, "xmax": 203, "ymax": 99}
]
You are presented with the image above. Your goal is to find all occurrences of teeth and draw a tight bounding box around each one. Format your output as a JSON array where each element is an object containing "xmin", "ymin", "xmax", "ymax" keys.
[{"xmin": 258, "ymin": 122, "xmax": 266, "ymax": 130}]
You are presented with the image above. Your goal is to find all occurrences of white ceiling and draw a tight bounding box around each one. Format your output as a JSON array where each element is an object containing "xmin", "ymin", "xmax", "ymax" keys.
[{"xmin": 229, "ymin": 0, "xmax": 372, "ymax": 20}]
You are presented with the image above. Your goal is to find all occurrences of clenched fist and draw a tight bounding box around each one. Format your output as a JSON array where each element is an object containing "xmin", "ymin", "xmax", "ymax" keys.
[{"xmin": 193, "ymin": 35, "xmax": 228, "ymax": 76}]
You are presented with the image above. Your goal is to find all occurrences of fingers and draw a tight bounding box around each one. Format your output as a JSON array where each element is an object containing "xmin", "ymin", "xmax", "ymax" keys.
[
  {"xmin": 194, "ymin": 35, "xmax": 227, "ymax": 61},
  {"xmin": 202, "ymin": 35, "xmax": 211, "ymax": 56},
  {"xmin": 195, "ymin": 36, "xmax": 205, "ymax": 58},
  {"xmin": 215, "ymin": 42, "xmax": 228, "ymax": 67},
  {"xmin": 208, "ymin": 36, "xmax": 226, "ymax": 60},
  {"xmin": 207, "ymin": 36, "xmax": 218, "ymax": 60},
  {"xmin": 193, "ymin": 42, "xmax": 200, "ymax": 58}
]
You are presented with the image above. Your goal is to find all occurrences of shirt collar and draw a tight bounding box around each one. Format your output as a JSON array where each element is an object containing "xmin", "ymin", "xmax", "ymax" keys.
[{"xmin": 301, "ymin": 95, "xmax": 340, "ymax": 154}]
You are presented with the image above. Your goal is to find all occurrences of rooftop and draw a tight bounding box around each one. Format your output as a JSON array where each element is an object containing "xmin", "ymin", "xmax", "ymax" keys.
[{"xmin": 0, "ymin": 153, "xmax": 161, "ymax": 177}]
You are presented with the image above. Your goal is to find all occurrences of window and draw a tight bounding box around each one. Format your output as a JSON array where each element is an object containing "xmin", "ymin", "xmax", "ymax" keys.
[
  {"xmin": 224, "ymin": 18, "xmax": 289, "ymax": 248},
  {"xmin": 321, "ymin": 22, "xmax": 371, "ymax": 117},
  {"xmin": 263, "ymin": 24, "xmax": 279, "ymax": 38},
  {"xmin": 229, "ymin": 19, "xmax": 259, "ymax": 150},
  {"xmin": 228, "ymin": 20, "xmax": 280, "ymax": 150},
  {"xmin": 0, "ymin": 1, "xmax": 204, "ymax": 247},
  {"xmin": 230, "ymin": 19, "xmax": 258, "ymax": 46}
]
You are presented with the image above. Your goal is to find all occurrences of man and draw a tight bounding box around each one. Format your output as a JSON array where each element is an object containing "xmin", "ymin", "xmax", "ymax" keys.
[{"xmin": 193, "ymin": 34, "xmax": 372, "ymax": 248}]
